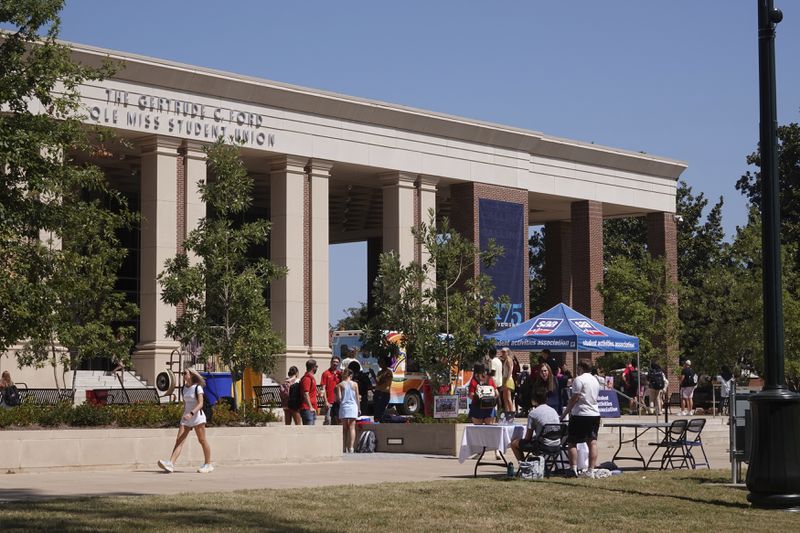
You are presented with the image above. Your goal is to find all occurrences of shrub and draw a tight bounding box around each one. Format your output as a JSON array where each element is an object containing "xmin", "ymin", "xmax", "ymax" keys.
[{"xmin": 0, "ymin": 401, "xmax": 277, "ymax": 428}]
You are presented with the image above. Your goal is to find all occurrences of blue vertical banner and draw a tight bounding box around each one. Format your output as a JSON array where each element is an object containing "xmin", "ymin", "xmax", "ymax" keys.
[{"xmin": 479, "ymin": 199, "xmax": 524, "ymax": 331}]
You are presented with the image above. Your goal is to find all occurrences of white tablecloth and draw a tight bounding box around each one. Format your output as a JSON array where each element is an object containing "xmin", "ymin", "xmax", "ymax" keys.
[{"xmin": 457, "ymin": 424, "xmax": 525, "ymax": 463}]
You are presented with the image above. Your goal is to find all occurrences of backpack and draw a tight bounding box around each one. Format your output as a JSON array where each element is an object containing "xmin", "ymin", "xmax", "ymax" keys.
[
  {"xmin": 648, "ymin": 369, "xmax": 665, "ymax": 391},
  {"xmin": 287, "ymin": 381, "xmax": 302, "ymax": 411},
  {"xmin": 356, "ymin": 430, "xmax": 376, "ymax": 453},
  {"xmin": 477, "ymin": 385, "xmax": 497, "ymax": 409},
  {"xmin": 2, "ymin": 385, "xmax": 21, "ymax": 407},
  {"xmin": 195, "ymin": 385, "xmax": 213, "ymax": 425}
]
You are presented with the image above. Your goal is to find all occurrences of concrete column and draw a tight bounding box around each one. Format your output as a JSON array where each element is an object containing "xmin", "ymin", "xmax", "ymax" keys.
[
  {"xmin": 183, "ymin": 141, "xmax": 207, "ymax": 265},
  {"xmin": 571, "ymin": 200, "xmax": 604, "ymax": 365},
  {"xmin": 544, "ymin": 221, "xmax": 572, "ymax": 308},
  {"xmin": 381, "ymin": 172, "xmax": 417, "ymax": 265},
  {"xmin": 647, "ymin": 211, "xmax": 680, "ymax": 389},
  {"xmin": 134, "ymin": 136, "xmax": 181, "ymax": 382},
  {"xmin": 307, "ymin": 159, "xmax": 333, "ymax": 358},
  {"xmin": 269, "ymin": 155, "xmax": 309, "ymax": 379},
  {"xmin": 417, "ymin": 176, "xmax": 438, "ymax": 285}
]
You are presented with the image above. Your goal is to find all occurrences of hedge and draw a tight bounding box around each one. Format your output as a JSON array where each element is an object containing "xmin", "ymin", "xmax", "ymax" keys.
[{"xmin": 0, "ymin": 401, "xmax": 278, "ymax": 429}]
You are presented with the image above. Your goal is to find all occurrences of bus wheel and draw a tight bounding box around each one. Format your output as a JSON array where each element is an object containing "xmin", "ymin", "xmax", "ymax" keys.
[{"xmin": 401, "ymin": 391, "xmax": 423, "ymax": 415}]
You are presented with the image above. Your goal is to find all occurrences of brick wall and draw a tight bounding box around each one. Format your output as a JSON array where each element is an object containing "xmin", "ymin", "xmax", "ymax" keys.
[
  {"xmin": 571, "ymin": 200, "xmax": 604, "ymax": 365},
  {"xmin": 544, "ymin": 221, "xmax": 572, "ymax": 308},
  {"xmin": 175, "ymin": 152, "xmax": 186, "ymax": 318},
  {"xmin": 647, "ymin": 211, "xmax": 680, "ymax": 394}
]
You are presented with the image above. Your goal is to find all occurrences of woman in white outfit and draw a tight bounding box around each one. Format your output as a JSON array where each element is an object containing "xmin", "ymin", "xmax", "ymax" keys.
[
  {"xmin": 158, "ymin": 368, "xmax": 213, "ymax": 473},
  {"xmin": 336, "ymin": 368, "xmax": 360, "ymax": 453}
]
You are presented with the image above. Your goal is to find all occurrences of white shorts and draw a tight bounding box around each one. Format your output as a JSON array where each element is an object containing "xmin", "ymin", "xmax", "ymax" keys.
[
  {"xmin": 680, "ymin": 386, "xmax": 696, "ymax": 399},
  {"xmin": 181, "ymin": 410, "xmax": 207, "ymax": 427}
]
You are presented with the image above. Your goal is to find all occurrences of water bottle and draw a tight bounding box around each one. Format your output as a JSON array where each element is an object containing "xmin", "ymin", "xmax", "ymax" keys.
[{"xmin": 507, "ymin": 462, "xmax": 515, "ymax": 478}]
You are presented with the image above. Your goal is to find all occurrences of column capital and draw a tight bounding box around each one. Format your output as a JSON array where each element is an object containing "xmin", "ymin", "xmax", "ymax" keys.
[
  {"xmin": 136, "ymin": 135, "xmax": 182, "ymax": 156},
  {"xmin": 306, "ymin": 158, "xmax": 334, "ymax": 177},
  {"xmin": 379, "ymin": 171, "xmax": 417, "ymax": 189},
  {"xmin": 268, "ymin": 154, "xmax": 308, "ymax": 175},
  {"xmin": 417, "ymin": 175, "xmax": 439, "ymax": 191},
  {"xmin": 181, "ymin": 140, "xmax": 208, "ymax": 161}
]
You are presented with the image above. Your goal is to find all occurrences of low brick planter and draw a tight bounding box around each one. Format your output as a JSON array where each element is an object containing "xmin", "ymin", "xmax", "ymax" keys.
[{"xmin": 0, "ymin": 425, "xmax": 341, "ymax": 473}]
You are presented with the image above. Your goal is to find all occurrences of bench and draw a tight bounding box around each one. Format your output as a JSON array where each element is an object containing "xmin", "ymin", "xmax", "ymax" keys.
[
  {"xmin": 89, "ymin": 388, "xmax": 161, "ymax": 405},
  {"xmin": 18, "ymin": 388, "xmax": 75, "ymax": 405},
  {"xmin": 253, "ymin": 384, "xmax": 326, "ymax": 409}
]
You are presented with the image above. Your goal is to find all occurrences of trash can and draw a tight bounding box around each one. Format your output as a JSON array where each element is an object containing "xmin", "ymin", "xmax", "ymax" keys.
[{"xmin": 199, "ymin": 372, "xmax": 232, "ymax": 406}]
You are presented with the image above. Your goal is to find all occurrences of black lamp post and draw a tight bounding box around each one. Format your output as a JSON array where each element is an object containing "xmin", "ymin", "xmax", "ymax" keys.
[{"xmin": 745, "ymin": 0, "xmax": 800, "ymax": 509}]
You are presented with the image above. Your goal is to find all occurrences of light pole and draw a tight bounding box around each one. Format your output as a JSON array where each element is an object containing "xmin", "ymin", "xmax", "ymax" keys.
[{"xmin": 745, "ymin": 0, "xmax": 800, "ymax": 509}]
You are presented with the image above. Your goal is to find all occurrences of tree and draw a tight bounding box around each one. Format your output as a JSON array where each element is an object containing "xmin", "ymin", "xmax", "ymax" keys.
[
  {"xmin": 334, "ymin": 303, "xmax": 368, "ymax": 331},
  {"xmin": 528, "ymin": 228, "xmax": 547, "ymax": 316},
  {"xmin": 16, "ymin": 194, "xmax": 138, "ymax": 388},
  {"xmin": 159, "ymin": 140, "xmax": 285, "ymax": 409},
  {"xmin": 366, "ymin": 212, "xmax": 503, "ymax": 391},
  {"xmin": 736, "ymin": 119, "xmax": 800, "ymax": 269},
  {"xmin": 598, "ymin": 254, "xmax": 680, "ymax": 371},
  {"xmin": 1, "ymin": 1, "xmax": 133, "ymax": 384}
]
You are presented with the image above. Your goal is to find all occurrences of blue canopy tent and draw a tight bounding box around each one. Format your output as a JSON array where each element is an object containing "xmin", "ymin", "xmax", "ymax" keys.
[
  {"xmin": 485, "ymin": 303, "xmax": 641, "ymax": 418},
  {"xmin": 485, "ymin": 303, "xmax": 639, "ymax": 353}
]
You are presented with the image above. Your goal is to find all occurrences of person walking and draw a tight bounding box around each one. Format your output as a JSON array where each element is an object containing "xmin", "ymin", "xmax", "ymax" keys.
[
  {"xmin": 561, "ymin": 360, "xmax": 601, "ymax": 478},
  {"xmin": 280, "ymin": 366, "xmax": 302, "ymax": 425},
  {"xmin": 158, "ymin": 368, "xmax": 213, "ymax": 474},
  {"xmin": 680, "ymin": 359, "xmax": 698, "ymax": 416},
  {"xmin": 299, "ymin": 359, "xmax": 319, "ymax": 425},
  {"xmin": 321, "ymin": 357, "xmax": 341, "ymax": 425},
  {"xmin": 336, "ymin": 367, "xmax": 361, "ymax": 453},
  {"xmin": 373, "ymin": 356, "xmax": 393, "ymax": 422}
]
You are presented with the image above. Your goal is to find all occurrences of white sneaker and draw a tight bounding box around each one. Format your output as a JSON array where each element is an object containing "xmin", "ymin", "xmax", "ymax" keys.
[
  {"xmin": 578, "ymin": 469, "xmax": 595, "ymax": 479},
  {"xmin": 157, "ymin": 459, "xmax": 174, "ymax": 473},
  {"xmin": 197, "ymin": 463, "xmax": 214, "ymax": 473}
]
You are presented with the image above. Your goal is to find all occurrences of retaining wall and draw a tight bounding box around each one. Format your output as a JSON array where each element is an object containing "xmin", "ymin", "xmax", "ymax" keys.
[{"xmin": 0, "ymin": 425, "xmax": 341, "ymax": 473}]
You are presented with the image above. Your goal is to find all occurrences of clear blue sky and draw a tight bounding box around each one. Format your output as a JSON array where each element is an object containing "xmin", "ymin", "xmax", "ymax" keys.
[{"xmin": 44, "ymin": 1, "xmax": 800, "ymax": 325}]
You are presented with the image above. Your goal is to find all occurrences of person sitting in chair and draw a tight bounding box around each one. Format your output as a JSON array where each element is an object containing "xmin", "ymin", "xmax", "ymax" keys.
[{"xmin": 510, "ymin": 386, "xmax": 561, "ymax": 463}]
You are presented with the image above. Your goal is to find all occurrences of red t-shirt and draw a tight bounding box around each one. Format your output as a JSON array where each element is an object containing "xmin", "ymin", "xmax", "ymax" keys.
[
  {"xmin": 321, "ymin": 369, "xmax": 341, "ymax": 404},
  {"xmin": 300, "ymin": 373, "xmax": 317, "ymax": 411}
]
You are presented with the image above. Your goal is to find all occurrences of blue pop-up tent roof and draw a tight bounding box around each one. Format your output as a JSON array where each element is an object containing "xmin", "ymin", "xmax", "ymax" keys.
[{"xmin": 485, "ymin": 303, "xmax": 639, "ymax": 352}]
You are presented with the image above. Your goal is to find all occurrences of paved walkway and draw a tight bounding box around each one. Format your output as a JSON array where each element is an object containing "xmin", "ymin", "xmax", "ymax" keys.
[{"xmin": 1, "ymin": 443, "xmax": 732, "ymax": 503}]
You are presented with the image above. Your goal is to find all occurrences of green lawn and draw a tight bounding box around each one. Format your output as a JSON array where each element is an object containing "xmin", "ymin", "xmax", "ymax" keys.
[{"xmin": 1, "ymin": 470, "xmax": 796, "ymax": 532}]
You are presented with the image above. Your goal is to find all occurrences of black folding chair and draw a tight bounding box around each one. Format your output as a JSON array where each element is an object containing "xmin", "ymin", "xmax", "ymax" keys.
[
  {"xmin": 678, "ymin": 418, "xmax": 710, "ymax": 469},
  {"xmin": 522, "ymin": 423, "xmax": 568, "ymax": 476},
  {"xmin": 646, "ymin": 419, "xmax": 688, "ymax": 470}
]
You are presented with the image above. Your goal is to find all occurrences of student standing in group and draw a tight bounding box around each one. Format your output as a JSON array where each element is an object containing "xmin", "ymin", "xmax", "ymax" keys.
[
  {"xmin": 299, "ymin": 359, "xmax": 319, "ymax": 425},
  {"xmin": 561, "ymin": 360, "xmax": 601, "ymax": 478},
  {"xmin": 336, "ymin": 368, "xmax": 361, "ymax": 453},
  {"xmin": 499, "ymin": 347, "xmax": 515, "ymax": 421},
  {"xmin": 680, "ymin": 359, "xmax": 698, "ymax": 416},
  {"xmin": 321, "ymin": 357, "xmax": 341, "ymax": 425},
  {"xmin": 647, "ymin": 357, "xmax": 666, "ymax": 416},
  {"xmin": 534, "ymin": 362, "xmax": 563, "ymax": 415},
  {"xmin": 374, "ymin": 356, "xmax": 393, "ymax": 422},
  {"xmin": 280, "ymin": 366, "xmax": 302, "ymax": 425},
  {"xmin": 467, "ymin": 363, "xmax": 498, "ymax": 425},
  {"xmin": 716, "ymin": 365, "xmax": 734, "ymax": 415},
  {"xmin": 158, "ymin": 368, "xmax": 213, "ymax": 474}
]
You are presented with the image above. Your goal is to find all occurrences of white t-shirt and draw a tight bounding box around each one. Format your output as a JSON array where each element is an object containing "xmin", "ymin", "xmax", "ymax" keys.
[
  {"xmin": 182, "ymin": 384, "xmax": 207, "ymax": 427},
  {"xmin": 570, "ymin": 372, "xmax": 600, "ymax": 417},
  {"xmin": 490, "ymin": 357, "xmax": 503, "ymax": 386},
  {"xmin": 527, "ymin": 404, "xmax": 561, "ymax": 447}
]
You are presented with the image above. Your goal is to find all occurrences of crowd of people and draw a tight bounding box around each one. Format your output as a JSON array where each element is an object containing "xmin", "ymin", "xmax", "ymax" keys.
[{"xmin": 277, "ymin": 354, "xmax": 393, "ymax": 453}]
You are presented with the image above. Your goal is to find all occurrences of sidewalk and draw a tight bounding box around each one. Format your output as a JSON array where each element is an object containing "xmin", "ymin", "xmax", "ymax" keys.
[
  {"xmin": 0, "ymin": 441, "xmax": 732, "ymax": 503},
  {"xmin": 0, "ymin": 454, "xmax": 473, "ymax": 502}
]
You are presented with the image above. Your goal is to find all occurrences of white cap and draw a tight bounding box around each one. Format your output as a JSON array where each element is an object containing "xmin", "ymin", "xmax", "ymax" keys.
[{"xmin": 685, "ymin": 359, "xmax": 691, "ymax": 366}]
